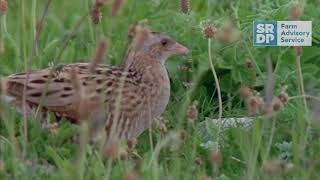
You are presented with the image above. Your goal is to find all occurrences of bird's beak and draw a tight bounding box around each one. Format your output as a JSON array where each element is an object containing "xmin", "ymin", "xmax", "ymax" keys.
[{"xmin": 169, "ymin": 43, "xmax": 189, "ymax": 55}]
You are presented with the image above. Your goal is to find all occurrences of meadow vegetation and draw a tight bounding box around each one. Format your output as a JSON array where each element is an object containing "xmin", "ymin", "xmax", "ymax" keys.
[{"xmin": 0, "ymin": 0, "xmax": 320, "ymax": 179}]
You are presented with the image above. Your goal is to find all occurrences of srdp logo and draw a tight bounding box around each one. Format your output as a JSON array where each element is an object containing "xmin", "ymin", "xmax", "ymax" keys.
[{"xmin": 253, "ymin": 21, "xmax": 277, "ymax": 46}]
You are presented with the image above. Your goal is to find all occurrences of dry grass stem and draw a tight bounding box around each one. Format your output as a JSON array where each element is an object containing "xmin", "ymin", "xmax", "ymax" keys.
[
  {"xmin": 89, "ymin": 40, "xmax": 108, "ymax": 73},
  {"xmin": 22, "ymin": 0, "xmax": 52, "ymax": 158}
]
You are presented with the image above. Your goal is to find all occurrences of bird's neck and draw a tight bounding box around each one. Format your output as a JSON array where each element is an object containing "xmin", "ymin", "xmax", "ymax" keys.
[
  {"xmin": 129, "ymin": 53, "xmax": 170, "ymax": 122},
  {"xmin": 129, "ymin": 53, "xmax": 166, "ymax": 74}
]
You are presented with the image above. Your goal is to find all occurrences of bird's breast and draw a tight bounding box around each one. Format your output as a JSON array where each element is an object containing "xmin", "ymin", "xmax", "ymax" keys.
[{"xmin": 149, "ymin": 66, "xmax": 170, "ymax": 119}]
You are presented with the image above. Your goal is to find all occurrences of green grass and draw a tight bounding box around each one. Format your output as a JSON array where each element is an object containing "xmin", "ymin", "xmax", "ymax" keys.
[{"xmin": 1, "ymin": 0, "xmax": 320, "ymax": 179}]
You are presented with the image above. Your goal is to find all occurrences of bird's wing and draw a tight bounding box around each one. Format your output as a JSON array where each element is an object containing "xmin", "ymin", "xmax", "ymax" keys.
[
  {"xmin": 6, "ymin": 63, "xmax": 86, "ymax": 107},
  {"xmin": 64, "ymin": 63, "xmax": 151, "ymax": 139},
  {"xmin": 5, "ymin": 63, "xmax": 151, "ymax": 134},
  {"xmin": 4, "ymin": 64, "xmax": 117, "ymax": 115}
]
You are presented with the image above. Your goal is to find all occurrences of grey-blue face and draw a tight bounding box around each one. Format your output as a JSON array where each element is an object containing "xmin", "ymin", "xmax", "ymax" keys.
[{"xmin": 140, "ymin": 32, "xmax": 189, "ymax": 61}]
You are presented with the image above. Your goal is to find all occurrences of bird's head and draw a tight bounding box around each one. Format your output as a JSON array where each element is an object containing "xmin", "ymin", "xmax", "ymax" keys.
[
  {"xmin": 130, "ymin": 26, "xmax": 189, "ymax": 65},
  {"xmin": 141, "ymin": 32, "xmax": 189, "ymax": 60}
]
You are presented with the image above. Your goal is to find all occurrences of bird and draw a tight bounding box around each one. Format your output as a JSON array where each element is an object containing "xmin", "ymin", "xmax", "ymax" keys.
[{"xmin": 0, "ymin": 26, "xmax": 189, "ymax": 139}]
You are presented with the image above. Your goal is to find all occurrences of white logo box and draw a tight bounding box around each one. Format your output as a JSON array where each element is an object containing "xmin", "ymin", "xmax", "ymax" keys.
[{"xmin": 277, "ymin": 21, "xmax": 312, "ymax": 46}]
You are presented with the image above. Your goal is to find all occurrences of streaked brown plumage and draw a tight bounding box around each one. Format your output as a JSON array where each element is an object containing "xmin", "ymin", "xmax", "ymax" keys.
[{"xmin": 0, "ymin": 27, "xmax": 188, "ymax": 139}]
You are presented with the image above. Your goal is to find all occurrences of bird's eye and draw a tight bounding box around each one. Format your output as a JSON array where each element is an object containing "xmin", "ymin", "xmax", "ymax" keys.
[{"xmin": 161, "ymin": 39, "xmax": 168, "ymax": 46}]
